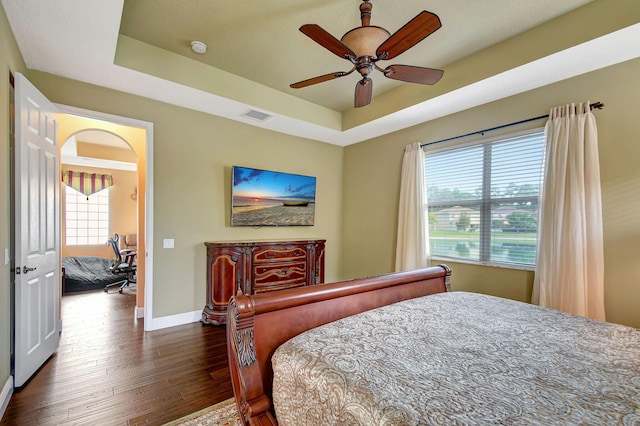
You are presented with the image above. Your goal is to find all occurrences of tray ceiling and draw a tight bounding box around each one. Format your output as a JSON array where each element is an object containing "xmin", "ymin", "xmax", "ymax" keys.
[{"xmin": 4, "ymin": 0, "xmax": 640, "ymax": 145}]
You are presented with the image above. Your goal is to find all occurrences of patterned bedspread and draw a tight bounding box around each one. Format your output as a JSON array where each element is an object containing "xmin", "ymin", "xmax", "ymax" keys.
[{"xmin": 272, "ymin": 292, "xmax": 640, "ymax": 425}]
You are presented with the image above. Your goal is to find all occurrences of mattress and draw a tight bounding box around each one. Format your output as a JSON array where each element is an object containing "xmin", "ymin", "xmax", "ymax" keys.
[{"xmin": 272, "ymin": 292, "xmax": 640, "ymax": 425}]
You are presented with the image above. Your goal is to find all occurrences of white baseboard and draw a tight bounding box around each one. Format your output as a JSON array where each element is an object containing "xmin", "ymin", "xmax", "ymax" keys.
[
  {"xmin": 146, "ymin": 310, "xmax": 202, "ymax": 331},
  {"xmin": 0, "ymin": 376, "xmax": 13, "ymax": 420},
  {"xmin": 134, "ymin": 307, "xmax": 144, "ymax": 319}
]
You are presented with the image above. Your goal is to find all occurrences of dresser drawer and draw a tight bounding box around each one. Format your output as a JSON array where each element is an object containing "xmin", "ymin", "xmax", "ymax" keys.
[
  {"xmin": 253, "ymin": 246, "xmax": 307, "ymax": 263},
  {"xmin": 253, "ymin": 262, "xmax": 307, "ymax": 291}
]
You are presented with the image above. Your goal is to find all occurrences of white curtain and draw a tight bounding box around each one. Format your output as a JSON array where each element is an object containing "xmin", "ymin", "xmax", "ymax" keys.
[
  {"xmin": 395, "ymin": 142, "xmax": 429, "ymax": 271},
  {"xmin": 532, "ymin": 101, "xmax": 605, "ymax": 320}
]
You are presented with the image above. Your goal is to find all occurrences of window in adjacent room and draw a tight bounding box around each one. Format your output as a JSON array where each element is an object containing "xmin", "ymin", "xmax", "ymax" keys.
[
  {"xmin": 424, "ymin": 130, "xmax": 544, "ymax": 267},
  {"xmin": 65, "ymin": 186, "xmax": 110, "ymax": 245}
]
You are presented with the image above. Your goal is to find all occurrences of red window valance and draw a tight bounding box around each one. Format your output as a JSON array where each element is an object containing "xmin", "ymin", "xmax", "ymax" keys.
[{"xmin": 61, "ymin": 170, "xmax": 113, "ymax": 196}]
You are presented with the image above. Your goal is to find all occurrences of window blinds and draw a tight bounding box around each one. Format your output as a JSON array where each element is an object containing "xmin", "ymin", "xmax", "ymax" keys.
[{"xmin": 424, "ymin": 131, "xmax": 544, "ymax": 265}]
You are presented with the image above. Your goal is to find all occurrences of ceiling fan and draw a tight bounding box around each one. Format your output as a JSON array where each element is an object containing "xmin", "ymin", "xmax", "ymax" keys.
[{"xmin": 290, "ymin": 0, "xmax": 444, "ymax": 108}]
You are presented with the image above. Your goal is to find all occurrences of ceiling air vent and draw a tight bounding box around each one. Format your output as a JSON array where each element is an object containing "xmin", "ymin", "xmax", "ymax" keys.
[{"xmin": 242, "ymin": 109, "xmax": 273, "ymax": 122}]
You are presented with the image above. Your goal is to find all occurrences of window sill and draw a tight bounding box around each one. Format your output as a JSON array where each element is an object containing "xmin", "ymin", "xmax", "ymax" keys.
[{"xmin": 429, "ymin": 255, "xmax": 535, "ymax": 272}]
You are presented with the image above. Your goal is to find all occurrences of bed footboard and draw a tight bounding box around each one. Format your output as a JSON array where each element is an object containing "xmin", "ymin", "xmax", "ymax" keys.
[{"xmin": 226, "ymin": 265, "xmax": 452, "ymax": 425}]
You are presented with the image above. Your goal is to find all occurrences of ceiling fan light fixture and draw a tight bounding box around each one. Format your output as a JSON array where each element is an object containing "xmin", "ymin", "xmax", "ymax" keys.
[
  {"xmin": 341, "ymin": 26, "xmax": 390, "ymax": 58},
  {"xmin": 191, "ymin": 40, "xmax": 207, "ymax": 54}
]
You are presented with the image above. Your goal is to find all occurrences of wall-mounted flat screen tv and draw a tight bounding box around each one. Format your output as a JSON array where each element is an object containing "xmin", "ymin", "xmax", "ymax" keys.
[{"xmin": 231, "ymin": 166, "xmax": 316, "ymax": 226}]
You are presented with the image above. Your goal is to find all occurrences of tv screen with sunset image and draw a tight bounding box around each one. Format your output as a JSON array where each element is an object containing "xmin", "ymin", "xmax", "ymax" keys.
[{"xmin": 231, "ymin": 166, "xmax": 316, "ymax": 226}]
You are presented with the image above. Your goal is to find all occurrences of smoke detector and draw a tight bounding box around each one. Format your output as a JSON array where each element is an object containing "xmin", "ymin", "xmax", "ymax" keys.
[{"xmin": 191, "ymin": 40, "xmax": 207, "ymax": 54}]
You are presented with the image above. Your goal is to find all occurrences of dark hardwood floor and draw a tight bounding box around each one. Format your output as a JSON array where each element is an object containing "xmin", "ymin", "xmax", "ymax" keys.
[{"xmin": 1, "ymin": 289, "xmax": 233, "ymax": 425}]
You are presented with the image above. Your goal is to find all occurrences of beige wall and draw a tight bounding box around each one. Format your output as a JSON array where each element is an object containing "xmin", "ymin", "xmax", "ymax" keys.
[
  {"xmin": 75, "ymin": 142, "xmax": 137, "ymax": 163},
  {"xmin": 342, "ymin": 57, "xmax": 640, "ymax": 328},
  {"xmin": 0, "ymin": 3, "xmax": 26, "ymax": 394},
  {"xmin": 61, "ymin": 165, "xmax": 137, "ymax": 258},
  {"xmin": 26, "ymin": 70, "xmax": 344, "ymax": 319}
]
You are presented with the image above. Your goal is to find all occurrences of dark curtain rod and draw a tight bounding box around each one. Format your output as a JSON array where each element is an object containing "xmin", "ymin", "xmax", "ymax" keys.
[{"xmin": 420, "ymin": 101, "xmax": 604, "ymax": 148}]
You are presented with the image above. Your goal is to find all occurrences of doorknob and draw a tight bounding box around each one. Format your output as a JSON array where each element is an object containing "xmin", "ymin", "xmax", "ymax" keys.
[{"xmin": 22, "ymin": 266, "xmax": 37, "ymax": 274}]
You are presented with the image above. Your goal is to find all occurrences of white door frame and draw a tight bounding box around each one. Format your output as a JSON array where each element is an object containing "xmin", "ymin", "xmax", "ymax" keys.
[{"xmin": 56, "ymin": 105, "xmax": 155, "ymax": 330}]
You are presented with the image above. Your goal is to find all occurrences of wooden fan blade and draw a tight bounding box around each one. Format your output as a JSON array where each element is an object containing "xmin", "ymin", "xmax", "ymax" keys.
[
  {"xmin": 290, "ymin": 70, "xmax": 351, "ymax": 88},
  {"xmin": 354, "ymin": 78, "xmax": 372, "ymax": 108},
  {"xmin": 383, "ymin": 65, "xmax": 443, "ymax": 85},
  {"xmin": 376, "ymin": 11, "xmax": 441, "ymax": 60},
  {"xmin": 300, "ymin": 24, "xmax": 356, "ymax": 60}
]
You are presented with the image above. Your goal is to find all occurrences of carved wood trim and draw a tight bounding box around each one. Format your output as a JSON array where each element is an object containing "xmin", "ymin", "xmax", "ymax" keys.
[
  {"xmin": 440, "ymin": 263, "xmax": 453, "ymax": 292},
  {"xmin": 236, "ymin": 328, "xmax": 256, "ymax": 367},
  {"xmin": 228, "ymin": 296, "xmax": 257, "ymax": 367}
]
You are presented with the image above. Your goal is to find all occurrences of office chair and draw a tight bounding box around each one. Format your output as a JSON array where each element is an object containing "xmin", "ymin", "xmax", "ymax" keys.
[
  {"xmin": 104, "ymin": 233, "xmax": 137, "ymax": 293},
  {"xmin": 119, "ymin": 233, "xmax": 137, "ymax": 251}
]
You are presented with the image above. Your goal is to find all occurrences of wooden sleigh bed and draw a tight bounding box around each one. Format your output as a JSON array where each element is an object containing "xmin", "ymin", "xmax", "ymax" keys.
[{"xmin": 226, "ymin": 265, "xmax": 640, "ymax": 425}]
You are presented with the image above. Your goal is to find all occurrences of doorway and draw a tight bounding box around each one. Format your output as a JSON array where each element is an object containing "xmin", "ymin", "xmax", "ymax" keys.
[{"xmin": 55, "ymin": 105, "xmax": 154, "ymax": 325}]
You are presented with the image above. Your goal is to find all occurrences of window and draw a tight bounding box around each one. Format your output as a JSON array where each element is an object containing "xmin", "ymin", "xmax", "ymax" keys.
[
  {"xmin": 425, "ymin": 130, "xmax": 544, "ymax": 267},
  {"xmin": 65, "ymin": 186, "xmax": 110, "ymax": 245}
]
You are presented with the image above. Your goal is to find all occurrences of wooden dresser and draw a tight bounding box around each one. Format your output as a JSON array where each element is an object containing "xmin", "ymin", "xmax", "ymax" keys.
[{"xmin": 202, "ymin": 239, "xmax": 326, "ymax": 325}]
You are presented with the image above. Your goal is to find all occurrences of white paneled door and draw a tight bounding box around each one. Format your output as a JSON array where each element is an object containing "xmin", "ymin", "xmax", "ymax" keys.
[{"xmin": 14, "ymin": 73, "xmax": 61, "ymax": 387}]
